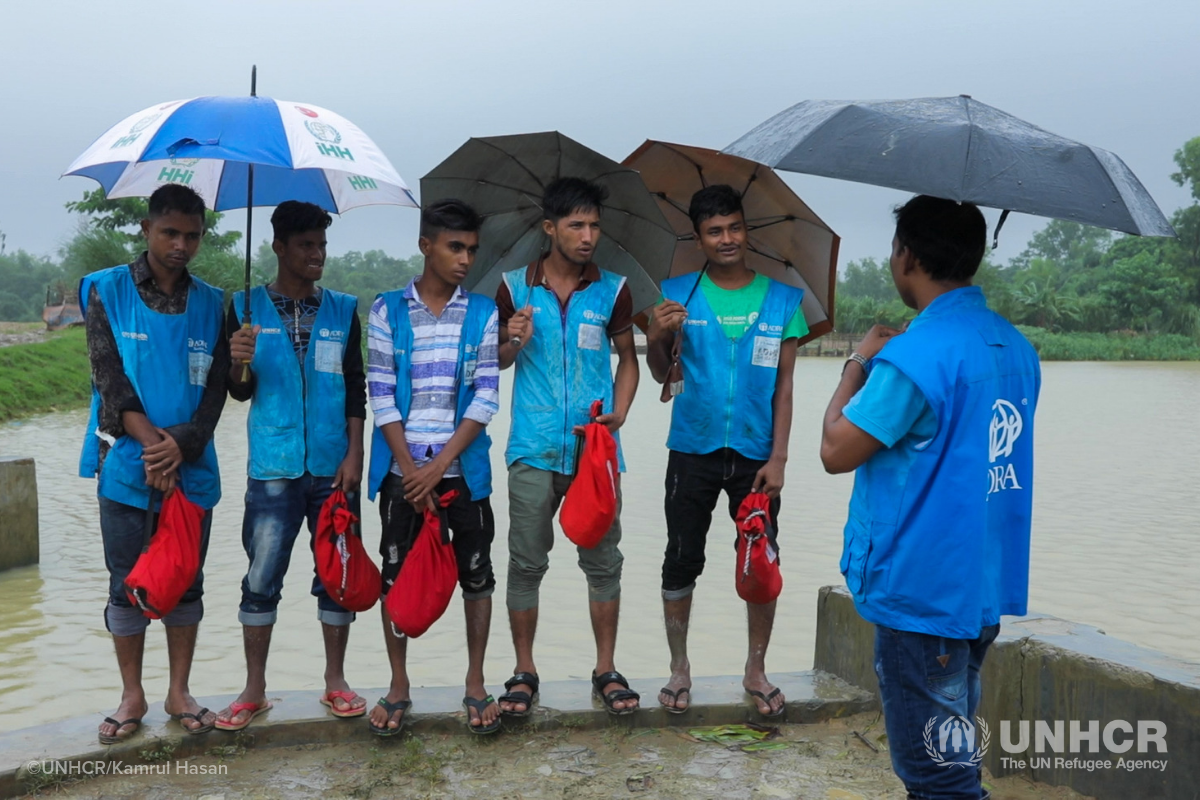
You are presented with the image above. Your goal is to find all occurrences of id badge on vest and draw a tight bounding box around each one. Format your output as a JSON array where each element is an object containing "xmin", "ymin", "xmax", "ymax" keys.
[
  {"xmin": 751, "ymin": 336, "xmax": 781, "ymax": 368},
  {"xmin": 577, "ymin": 323, "xmax": 604, "ymax": 351},
  {"xmin": 314, "ymin": 340, "xmax": 344, "ymax": 374},
  {"xmin": 188, "ymin": 345, "xmax": 213, "ymax": 387}
]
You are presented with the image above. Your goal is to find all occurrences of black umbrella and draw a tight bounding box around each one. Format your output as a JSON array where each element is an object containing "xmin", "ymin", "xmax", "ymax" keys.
[
  {"xmin": 421, "ymin": 132, "xmax": 677, "ymax": 313},
  {"xmin": 724, "ymin": 95, "xmax": 1175, "ymax": 241}
]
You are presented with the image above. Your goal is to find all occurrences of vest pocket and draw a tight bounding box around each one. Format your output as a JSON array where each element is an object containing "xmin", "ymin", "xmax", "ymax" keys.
[{"xmin": 840, "ymin": 515, "xmax": 872, "ymax": 602}]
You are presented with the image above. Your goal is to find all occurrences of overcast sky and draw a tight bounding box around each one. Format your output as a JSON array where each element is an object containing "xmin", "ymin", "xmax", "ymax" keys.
[{"xmin": 2, "ymin": 0, "xmax": 1197, "ymax": 269}]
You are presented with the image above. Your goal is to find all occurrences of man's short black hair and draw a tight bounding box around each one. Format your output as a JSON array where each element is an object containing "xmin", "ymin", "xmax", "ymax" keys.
[
  {"xmin": 271, "ymin": 200, "xmax": 332, "ymax": 242},
  {"xmin": 542, "ymin": 177, "xmax": 608, "ymax": 223},
  {"xmin": 893, "ymin": 195, "xmax": 987, "ymax": 281},
  {"xmin": 420, "ymin": 198, "xmax": 483, "ymax": 240},
  {"xmin": 147, "ymin": 183, "xmax": 206, "ymax": 222},
  {"xmin": 688, "ymin": 184, "xmax": 745, "ymax": 232}
]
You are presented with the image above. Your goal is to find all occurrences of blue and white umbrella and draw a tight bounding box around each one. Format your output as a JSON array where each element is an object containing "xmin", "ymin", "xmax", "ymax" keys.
[{"xmin": 63, "ymin": 95, "xmax": 417, "ymax": 212}]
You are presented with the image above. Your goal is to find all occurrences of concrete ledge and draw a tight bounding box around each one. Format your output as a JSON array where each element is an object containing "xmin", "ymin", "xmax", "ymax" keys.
[
  {"xmin": 0, "ymin": 457, "xmax": 38, "ymax": 571},
  {"xmin": 813, "ymin": 584, "xmax": 1200, "ymax": 800},
  {"xmin": 0, "ymin": 669, "xmax": 874, "ymax": 798}
]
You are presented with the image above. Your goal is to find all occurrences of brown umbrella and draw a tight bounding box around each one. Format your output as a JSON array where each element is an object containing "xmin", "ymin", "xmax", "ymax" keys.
[{"xmin": 623, "ymin": 140, "xmax": 840, "ymax": 343}]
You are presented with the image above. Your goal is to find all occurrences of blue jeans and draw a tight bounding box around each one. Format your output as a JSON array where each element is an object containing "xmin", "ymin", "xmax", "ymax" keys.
[
  {"xmin": 99, "ymin": 495, "xmax": 213, "ymax": 636},
  {"xmin": 875, "ymin": 623, "xmax": 1000, "ymax": 800},
  {"xmin": 238, "ymin": 474, "xmax": 358, "ymax": 627}
]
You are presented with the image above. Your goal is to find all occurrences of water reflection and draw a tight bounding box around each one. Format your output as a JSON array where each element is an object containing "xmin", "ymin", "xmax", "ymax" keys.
[{"xmin": 0, "ymin": 360, "xmax": 1197, "ymax": 731}]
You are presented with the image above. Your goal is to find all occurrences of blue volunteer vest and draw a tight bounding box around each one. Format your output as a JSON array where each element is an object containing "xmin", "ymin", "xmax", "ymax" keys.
[
  {"xmin": 662, "ymin": 274, "xmax": 803, "ymax": 461},
  {"xmin": 504, "ymin": 265, "xmax": 626, "ymax": 475},
  {"xmin": 77, "ymin": 265, "xmax": 224, "ymax": 510},
  {"xmin": 366, "ymin": 289, "xmax": 495, "ymax": 502},
  {"xmin": 231, "ymin": 286, "xmax": 357, "ymax": 480},
  {"xmin": 842, "ymin": 287, "xmax": 1041, "ymax": 639}
]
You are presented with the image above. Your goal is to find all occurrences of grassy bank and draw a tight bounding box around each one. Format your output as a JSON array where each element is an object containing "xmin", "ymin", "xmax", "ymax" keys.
[
  {"xmin": 0, "ymin": 328, "xmax": 91, "ymax": 422},
  {"xmin": 1017, "ymin": 327, "xmax": 1200, "ymax": 360}
]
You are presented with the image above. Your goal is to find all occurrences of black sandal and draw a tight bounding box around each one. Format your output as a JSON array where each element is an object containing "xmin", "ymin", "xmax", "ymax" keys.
[
  {"xmin": 369, "ymin": 697, "xmax": 411, "ymax": 736},
  {"xmin": 462, "ymin": 694, "xmax": 502, "ymax": 735},
  {"xmin": 169, "ymin": 707, "xmax": 215, "ymax": 735},
  {"xmin": 592, "ymin": 671, "xmax": 640, "ymax": 716},
  {"xmin": 498, "ymin": 672, "xmax": 539, "ymax": 717},
  {"xmin": 98, "ymin": 716, "xmax": 142, "ymax": 745},
  {"xmin": 658, "ymin": 686, "xmax": 691, "ymax": 715}
]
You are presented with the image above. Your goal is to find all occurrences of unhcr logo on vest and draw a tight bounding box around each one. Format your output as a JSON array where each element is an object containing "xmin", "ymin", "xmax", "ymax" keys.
[
  {"xmin": 987, "ymin": 398, "xmax": 1025, "ymax": 496},
  {"xmin": 925, "ymin": 715, "xmax": 990, "ymax": 767}
]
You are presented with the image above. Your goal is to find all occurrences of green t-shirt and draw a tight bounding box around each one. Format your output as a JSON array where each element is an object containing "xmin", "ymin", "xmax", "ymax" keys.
[{"xmin": 663, "ymin": 273, "xmax": 807, "ymax": 340}]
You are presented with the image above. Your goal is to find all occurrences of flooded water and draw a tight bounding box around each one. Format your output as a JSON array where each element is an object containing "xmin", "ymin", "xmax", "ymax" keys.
[{"xmin": 1, "ymin": 360, "xmax": 1198, "ymax": 732}]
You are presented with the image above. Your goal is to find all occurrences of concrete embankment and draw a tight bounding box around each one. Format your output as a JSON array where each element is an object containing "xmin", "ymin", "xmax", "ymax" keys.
[
  {"xmin": 815, "ymin": 585, "xmax": 1199, "ymax": 800},
  {"xmin": 0, "ymin": 457, "xmax": 38, "ymax": 571}
]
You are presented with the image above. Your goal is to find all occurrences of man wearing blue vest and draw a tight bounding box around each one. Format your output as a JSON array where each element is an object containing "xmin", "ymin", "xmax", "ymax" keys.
[
  {"xmin": 365, "ymin": 199, "xmax": 501, "ymax": 735},
  {"xmin": 216, "ymin": 201, "xmax": 368, "ymax": 731},
  {"xmin": 79, "ymin": 183, "xmax": 228, "ymax": 744},
  {"xmin": 646, "ymin": 185, "xmax": 803, "ymax": 718},
  {"xmin": 820, "ymin": 196, "xmax": 1040, "ymax": 800},
  {"xmin": 495, "ymin": 177, "xmax": 642, "ymax": 717}
]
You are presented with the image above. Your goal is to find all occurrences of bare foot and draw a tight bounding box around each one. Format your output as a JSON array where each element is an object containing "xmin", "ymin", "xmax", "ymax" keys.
[
  {"xmin": 368, "ymin": 686, "xmax": 410, "ymax": 733},
  {"xmin": 743, "ymin": 673, "xmax": 785, "ymax": 716},
  {"xmin": 99, "ymin": 692, "xmax": 148, "ymax": 742},
  {"xmin": 164, "ymin": 692, "xmax": 216, "ymax": 733},
  {"xmin": 658, "ymin": 667, "xmax": 691, "ymax": 712}
]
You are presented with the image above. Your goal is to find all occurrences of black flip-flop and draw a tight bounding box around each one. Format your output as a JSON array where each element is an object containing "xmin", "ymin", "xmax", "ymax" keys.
[
  {"xmin": 592, "ymin": 671, "xmax": 640, "ymax": 716},
  {"xmin": 498, "ymin": 672, "xmax": 539, "ymax": 718},
  {"xmin": 169, "ymin": 707, "xmax": 215, "ymax": 735},
  {"xmin": 658, "ymin": 686, "xmax": 691, "ymax": 715},
  {"xmin": 747, "ymin": 687, "xmax": 785, "ymax": 718},
  {"xmin": 462, "ymin": 694, "xmax": 502, "ymax": 735},
  {"xmin": 369, "ymin": 697, "xmax": 411, "ymax": 737},
  {"xmin": 98, "ymin": 716, "xmax": 142, "ymax": 745}
]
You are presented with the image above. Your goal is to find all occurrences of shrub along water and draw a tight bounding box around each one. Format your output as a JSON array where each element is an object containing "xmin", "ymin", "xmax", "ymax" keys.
[{"xmin": 0, "ymin": 328, "xmax": 91, "ymax": 422}]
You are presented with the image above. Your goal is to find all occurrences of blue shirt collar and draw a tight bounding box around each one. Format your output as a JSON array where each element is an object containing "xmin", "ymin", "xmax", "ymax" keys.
[{"xmin": 909, "ymin": 286, "xmax": 984, "ymax": 329}]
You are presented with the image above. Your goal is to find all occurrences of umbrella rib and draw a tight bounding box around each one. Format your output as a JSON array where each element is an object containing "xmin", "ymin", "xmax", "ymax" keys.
[
  {"xmin": 473, "ymin": 137, "xmax": 549, "ymax": 195},
  {"xmin": 960, "ymin": 95, "xmax": 975, "ymax": 202},
  {"xmin": 432, "ymin": 176, "xmax": 544, "ymax": 203}
]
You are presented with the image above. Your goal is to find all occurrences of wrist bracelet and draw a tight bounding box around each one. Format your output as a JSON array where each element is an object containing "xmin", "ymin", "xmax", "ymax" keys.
[{"xmin": 844, "ymin": 353, "xmax": 869, "ymax": 373}]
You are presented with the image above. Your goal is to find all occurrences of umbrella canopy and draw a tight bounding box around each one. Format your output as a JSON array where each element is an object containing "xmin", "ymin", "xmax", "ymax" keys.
[
  {"xmin": 64, "ymin": 96, "xmax": 417, "ymax": 213},
  {"xmin": 421, "ymin": 132, "xmax": 677, "ymax": 313},
  {"xmin": 724, "ymin": 95, "xmax": 1175, "ymax": 238},
  {"xmin": 623, "ymin": 140, "xmax": 840, "ymax": 343}
]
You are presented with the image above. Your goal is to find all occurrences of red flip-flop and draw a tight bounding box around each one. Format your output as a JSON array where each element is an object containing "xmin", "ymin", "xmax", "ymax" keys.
[
  {"xmin": 320, "ymin": 690, "xmax": 367, "ymax": 718},
  {"xmin": 214, "ymin": 700, "xmax": 272, "ymax": 731}
]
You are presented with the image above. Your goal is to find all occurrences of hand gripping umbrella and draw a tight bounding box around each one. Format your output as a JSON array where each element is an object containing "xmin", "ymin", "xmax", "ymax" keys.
[
  {"xmin": 420, "ymin": 131, "xmax": 677, "ymax": 314},
  {"xmin": 724, "ymin": 95, "xmax": 1175, "ymax": 242},
  {"xmin": 64, "ymin": 67, "xmax": 418, "ymax": 369},
  {"xmin": 623, "ymin": 140, "xmax": 840, "ymax": 343}
]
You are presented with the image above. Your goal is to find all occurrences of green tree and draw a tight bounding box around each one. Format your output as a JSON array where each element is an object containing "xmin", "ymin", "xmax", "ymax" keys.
[
  {"xmin": 0, "ymin": 249, "xmax": 67, "ymax": 321},
  {"xmin": 838, "ymin": 257, "xmax": 894, "ymax": 301},
  {"xmin": 1009, "ymin": 219, "xmax": 1112, "ymax": 274},
  {"xmin": 1168, "ymin": 136, "xmax": 1200, "ymax": 301},
  {"xmin": 1098, "ymin": 251, "xmax": 1185, "ymax": 333}
]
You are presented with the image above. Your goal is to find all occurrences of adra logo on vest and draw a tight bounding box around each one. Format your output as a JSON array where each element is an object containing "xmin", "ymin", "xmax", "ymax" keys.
[{"xmin": 987, "ymin": 398, "xmax": 1026, "ymax": 496}]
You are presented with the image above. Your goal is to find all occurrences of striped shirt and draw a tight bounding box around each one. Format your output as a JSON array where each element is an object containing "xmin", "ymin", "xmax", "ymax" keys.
[{"xmin": 367, "ymin": 278, "xmax": 499, "ymax": 477}]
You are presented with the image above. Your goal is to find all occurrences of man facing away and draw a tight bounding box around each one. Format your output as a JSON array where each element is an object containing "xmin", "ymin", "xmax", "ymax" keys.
[
  {"xmin": 217, "ymin": 200, "xmax": 368, "ymax": 730},
  {"xmin": 645, "ymin": 184, "xmax": 803, "ymax": 717},
  {"xmin": 495, "ymin": 177, "xmax": 641, "ymax": 717},
  {"xmin": 820, "ymin": 196, "xmax": 1040, "ymax": 800},
  {"xmin": 79, "ymin": 183, "xmax": 229, "ymax": 744},
  {"xmin": 365, "ymin": 199, "xmax": 502, "ymax": 735}
]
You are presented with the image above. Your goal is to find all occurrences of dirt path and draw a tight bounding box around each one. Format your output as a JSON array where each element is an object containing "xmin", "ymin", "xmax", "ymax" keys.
[{"xmin": 23, "ymin": 713, "xmax": 1092, "ymax": 799}]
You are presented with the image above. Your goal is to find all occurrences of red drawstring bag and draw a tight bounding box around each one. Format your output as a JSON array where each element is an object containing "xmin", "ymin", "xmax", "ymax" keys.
[
  {"xmin": 385, "ymin": 490, "xmax": 459, "ymax": 638},
  {"xmin": 734, "ymin": 492, "xmax": 783, "ymax": 605},
  {"xmin": 124, "ymin": 489, "xmax": 205, "ymax": 619},
  {"xmin": 559, "ymin": 400, "xmax": 619, "ymax": 549},
  {"xmin": 315, "ymin": 490, "xmax": 381, "ymax": 613}
]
